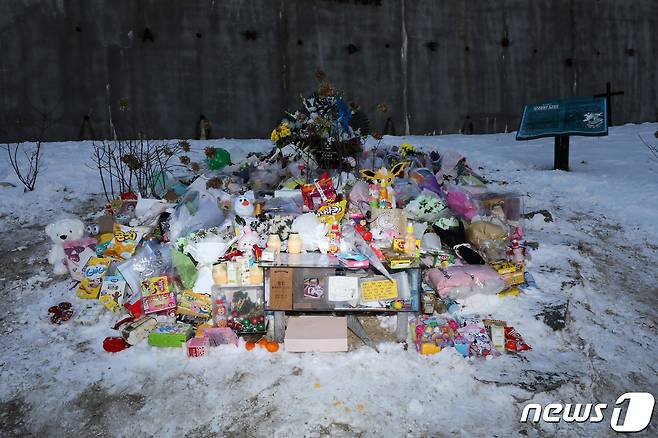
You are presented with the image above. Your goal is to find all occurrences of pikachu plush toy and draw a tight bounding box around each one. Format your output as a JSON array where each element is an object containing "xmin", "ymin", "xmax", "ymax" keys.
[{"xmin": 360, "ymin": 162, "xmax": 407, "ymax": 209}]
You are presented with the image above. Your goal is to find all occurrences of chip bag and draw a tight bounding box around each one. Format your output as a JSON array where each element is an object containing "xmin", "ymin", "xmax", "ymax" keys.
[
  {"xmin": 505, "ymin": 326, "xmax": 532, "ymax": 352},
  {"xmin": 76, "ymin": 257, "xmax": 112, "ymax": 299},
  {"xmin": 301, "ymin": 173, "xmax": 337, "ymax": 211},
  {"xmin": 316, "ymin": 200, "xmax": 347, "ymax": 224},
  {"xmin": 105, "ymin": 224, "xmax": 149, "ymax": 260}
]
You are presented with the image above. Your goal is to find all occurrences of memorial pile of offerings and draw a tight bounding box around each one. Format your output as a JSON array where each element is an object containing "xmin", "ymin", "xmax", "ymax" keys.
[{"xmin": 47, "ymin": 86, "xmax": 533, "ymax": 358}]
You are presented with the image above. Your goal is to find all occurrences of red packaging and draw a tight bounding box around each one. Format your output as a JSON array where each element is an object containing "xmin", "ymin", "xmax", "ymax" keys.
[
  {"xmin": 504, "ymin": 326, "xmax": 531, "ymax": 352},
  {"xmin": 124, "ymin": 298, "xmax": 145, "ymax": 319},
  {"xmin": 300, "ymin": 173, "xmax": 337, "ymax": 210}
]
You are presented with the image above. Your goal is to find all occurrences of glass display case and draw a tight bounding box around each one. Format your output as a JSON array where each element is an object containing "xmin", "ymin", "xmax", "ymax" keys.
[{"xmin": 261, "ymin": 253, "xmax": 421, "ymax": 313}]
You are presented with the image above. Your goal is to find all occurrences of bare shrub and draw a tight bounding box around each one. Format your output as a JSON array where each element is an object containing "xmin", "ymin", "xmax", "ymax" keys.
[
  {"xmin": 1, "ymin": 105, "xmax": 53, "ymax": 191},
  {"xmin": 91, "ymin": 138, "xmax": 192, "ymax": 201}
]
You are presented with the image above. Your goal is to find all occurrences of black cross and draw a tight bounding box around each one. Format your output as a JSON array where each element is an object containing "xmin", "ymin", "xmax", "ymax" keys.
[{"xmin": 594, "ymin": 82, "xmax": 624, "ymax": 126}]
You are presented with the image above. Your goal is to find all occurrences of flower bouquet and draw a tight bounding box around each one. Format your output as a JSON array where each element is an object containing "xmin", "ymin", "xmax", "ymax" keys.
[
  {"xmin": 177, "ymin": 228, "xmax": 237, "ymax": 294},
  {"xmin": 270, "ymin": 77, "xmax": 369, "ymax": 172}
]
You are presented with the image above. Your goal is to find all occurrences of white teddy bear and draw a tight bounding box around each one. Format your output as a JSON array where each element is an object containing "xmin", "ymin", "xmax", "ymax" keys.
[{"xmin": 45, "ymin": 218, "xmax": 86, "ymax": 275}]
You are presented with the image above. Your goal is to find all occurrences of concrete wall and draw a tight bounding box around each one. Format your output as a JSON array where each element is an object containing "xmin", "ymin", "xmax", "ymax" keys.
[{"xmin": 1, "ymin": 0, "xmax": 656, "ymax": 141}]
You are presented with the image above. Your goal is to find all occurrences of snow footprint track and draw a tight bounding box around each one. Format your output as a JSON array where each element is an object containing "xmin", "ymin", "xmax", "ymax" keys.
[{"xmin": 563, "ymin": 211, "xmax": 658, "ymax": 422}]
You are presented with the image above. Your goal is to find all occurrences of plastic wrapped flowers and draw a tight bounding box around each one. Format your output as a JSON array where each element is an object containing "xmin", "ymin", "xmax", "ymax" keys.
[{"xmin": 404, "ymin": 191, "xmax": 449, "ymax": 223}]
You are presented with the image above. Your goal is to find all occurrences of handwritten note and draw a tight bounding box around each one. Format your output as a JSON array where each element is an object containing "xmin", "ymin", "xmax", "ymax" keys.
[
  {"xmin": 328, "ymin": 276, "xmax": 359, "ymax": 302},
  {"xmin": 360, "ymin": 278, "xmax": 397, "ymax": 302}
]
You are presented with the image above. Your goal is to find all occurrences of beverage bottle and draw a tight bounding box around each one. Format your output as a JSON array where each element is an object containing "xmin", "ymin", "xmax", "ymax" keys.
[
  {"xmin": 214, "ymin": 297, "xmax": 227, "ymax": 327},
  {"xmin": 327, "ymin": 221, "xmax": 341, "ymax": 254},
  {"xmin": 404, "ymin": 222, "xmax": 416, "ymax": 256}
]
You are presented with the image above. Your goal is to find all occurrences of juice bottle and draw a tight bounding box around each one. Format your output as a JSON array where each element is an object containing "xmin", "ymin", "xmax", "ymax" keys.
[{"xmin": 327, "ymin": 221, "xmax": 341, "ymax": 254}]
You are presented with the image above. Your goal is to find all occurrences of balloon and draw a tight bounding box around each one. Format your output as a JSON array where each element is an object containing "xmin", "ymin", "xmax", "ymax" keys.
[{"xmin": 206, "ymin": 148, "xmax": 231, "ymax": 170}]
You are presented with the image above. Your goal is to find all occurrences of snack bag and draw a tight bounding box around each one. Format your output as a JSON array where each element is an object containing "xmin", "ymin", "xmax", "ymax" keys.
[
  {"xmin": 99, "ymin": 275, "xmax": 127, "ymax": 313},
  {"xmin": 301, "ymin": 173, "xmax": 337, "ymax": 211},
  {"xmin": 141, "ymin": 276, "xmax": 169, "ymax": 297},
  {"xmin": 64, "ymin": 238, "xmax": 97, "ymax": 280},
  {"xmin": 105, "ymin": 224, "xmax": 149, "ymax": 260},
  {"xmin": 141, "ymin": 276, "xmax": 177, "ymax": 314},
  {"xmin": 316, "ymin": 200, "xmax": 347, "ymax": 224},
  {"xmin": 457, "ymin": 323, "xmax": 500, "ymax": 358},
  {"xmin": 505, "ymin": 326, "xmax": 532, "ymax": 352},
  {"xmin": 76, "ymin": 257, "xmax": 112, "ymax": 299}
]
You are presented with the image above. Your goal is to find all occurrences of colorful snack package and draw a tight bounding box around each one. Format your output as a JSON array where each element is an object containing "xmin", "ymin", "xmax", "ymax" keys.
[
  {"xmin": 64, "ymin": 238, "xmax": 98, "ymax": 280},
  {"xmin": 457, "ymin": 322, "xmax": 500, "ymax": 358},
  {"xmin": 140, "ymin": 275, "xmax": 169, "ymax": 297},
  {"xmin": 142, "ymin": 292, "xmax": 177, "ymax": 314},
  {"xmin": 316, "ymin": 200, "xmax": 347, "ymax": 224},
  {"xmin": 483, "ymin": 319, "xmax": 507, "ymax": 351},
  {"xmin": 98, "ymin": 275, "xmax": 127, "ymax": 313},
  {"xmin": 301, "ymin": 173, "xmax": 337, "ymax": 211},
  {"xmin": 76, "ymin": 257, "xmax": 112, "ymax": 299},
  {"xmin": 505, "ymin": 326, "xmax": 532, "ymax": 352},
  {"xmin": 140, "ymin": 275, "xmax": 177, "ymax": 314},
  {"xmin": 105, "ymin": 223, "xmax": 149, "ymax": 260},
  {"xmin": 176, "ymin": 290, "xmax": 212, "ymax": 319}
]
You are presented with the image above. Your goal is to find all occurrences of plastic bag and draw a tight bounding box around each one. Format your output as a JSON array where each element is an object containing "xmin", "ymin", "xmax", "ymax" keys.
[
  {"xmin": 172, "ymin": 248, "xmax": 198, "ymax": 289},
  {"xmin": 424, "ymin": 266, "xmax": 508, "ymax": 299},
  {"xmin": 444, "ymin": 183, "xmax": 478, "ymax": 221},
  {"xmin": 117, "ymin": 241, "xmax": 172, "ymax": 303},
  {"xmin": 465, "ymin": 221, "xmax": 508, "ymax": 248},
  {"xmin": 393, "ymin": 178, "xmax": 421, "ymax": 209},
  {"xmin": 168, "ymin": 190, "xmax": 225, "ymax": 243}
]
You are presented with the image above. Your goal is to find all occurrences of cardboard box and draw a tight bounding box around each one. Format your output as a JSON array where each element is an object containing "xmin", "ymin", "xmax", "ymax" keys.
[
  {"xmin": 284, "ymin": 316, "xmax": 348, "ymax": 352},
  {"xmin": 148, "ymin": 322, "xmax": 193, "ymax": 347}
]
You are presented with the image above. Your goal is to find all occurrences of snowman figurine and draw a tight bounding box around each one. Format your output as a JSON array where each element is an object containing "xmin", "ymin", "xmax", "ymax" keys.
[{"xmin": 233, "ymin": 191, "xmax": 255, "ymax": 218}]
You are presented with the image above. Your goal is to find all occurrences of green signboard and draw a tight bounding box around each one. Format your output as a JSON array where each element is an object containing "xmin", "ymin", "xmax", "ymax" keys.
[{"xmin": 516, "ymin": 96, "xmax": 608, "ymax": 140}]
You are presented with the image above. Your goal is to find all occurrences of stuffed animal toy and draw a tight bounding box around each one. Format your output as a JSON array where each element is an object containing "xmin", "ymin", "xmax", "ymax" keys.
[
  {"xmin": 360, "ymin": 162, "xmax": 407, "ymax": 208},
  {"xmin": 236, "ymin": 226, "xmax": 260, "ymax": 258},
  {"xmin": 46, "ymin": 218, "xmax": 85, "ymax": 275},
  {"xmin": 233, "ymin": 191, "xmax": 256, "ymax": 218}
]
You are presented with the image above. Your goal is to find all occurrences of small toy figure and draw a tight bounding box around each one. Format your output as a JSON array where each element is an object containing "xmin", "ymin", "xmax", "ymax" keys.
[
  {"xmin": 233, "ymin": 191, "xmax": 256, "ymax": 218},
  {"xmin": 507, "ymin": 240, "xmax": 526, "ymax": 267},
  {"xmin": 45, "ymin": 218, "xmax": 85, "ymax": 275},
  {"xmin": 360, "ymin": 162, "xmax": 407, "ymax": 208},
  {"xmin": 236, "ymin": 226, "xmax": 260, "ymax": 260}
]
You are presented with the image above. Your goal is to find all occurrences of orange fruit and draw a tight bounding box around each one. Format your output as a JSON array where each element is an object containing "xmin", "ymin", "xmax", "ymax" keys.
[
  {"xmin": 265, "ymin": 341, "xmax": 279, "ymax": 353},
  {"xmin": 256, "ymin": 338, "xmax": 268, "ymax": 348},
  {"xmin": 245, "ymin": 342, "xmax": 256, "ymax": 351}
]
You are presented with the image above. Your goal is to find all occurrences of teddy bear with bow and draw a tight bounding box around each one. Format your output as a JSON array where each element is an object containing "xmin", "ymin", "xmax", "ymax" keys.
[{"xmin": 45, "ymin": 218, "xmax": 85, "ymax": 275}]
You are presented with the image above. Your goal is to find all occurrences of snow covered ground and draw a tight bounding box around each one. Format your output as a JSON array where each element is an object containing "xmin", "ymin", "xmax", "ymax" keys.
[{"xmin": 1, "ymin": 124, "xmax": 657, "ymax": 437}]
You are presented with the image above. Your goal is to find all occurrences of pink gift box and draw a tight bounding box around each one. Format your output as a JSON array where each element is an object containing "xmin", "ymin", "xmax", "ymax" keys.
[{"xmin": 187, "ymin": 337, "xmax": 210, "ymax": 357}]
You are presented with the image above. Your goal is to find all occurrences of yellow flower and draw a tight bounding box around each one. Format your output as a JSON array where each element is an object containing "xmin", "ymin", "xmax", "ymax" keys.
[
  {"xmin": 271, "ymin": 129, "xmax": 279, "ymax": 142},
  {"xmin": 280, "ymin": 126, "xmax": 291, "ymax": 137},
  {"xmin": 400, "ymin": 142, "xmax": 416, "ymax": 157}
]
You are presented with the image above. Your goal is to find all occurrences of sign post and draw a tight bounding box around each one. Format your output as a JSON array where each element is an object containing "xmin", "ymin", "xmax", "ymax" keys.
[
  {"xmin": 554, "ymin": 135, "xmax": 570, "ymax": 171},
  {"xmin": 594, "ymin": 82, "xmax": 624, "ymax": 126},
  {"xmin": 516, "ymin": 97, "xmax": 608, "ymax": 171}
]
